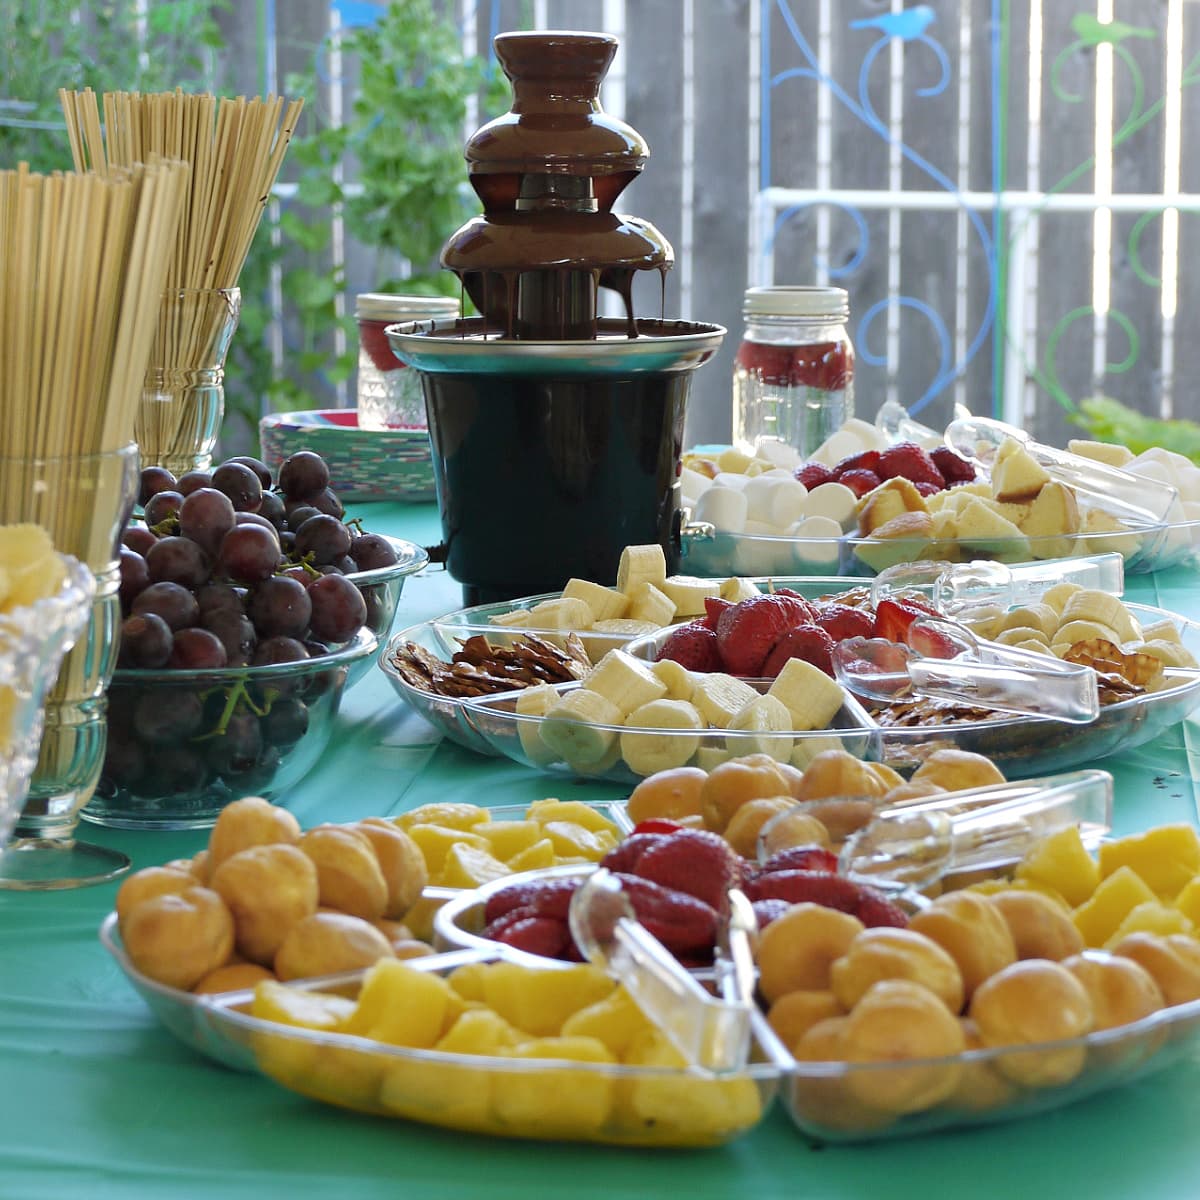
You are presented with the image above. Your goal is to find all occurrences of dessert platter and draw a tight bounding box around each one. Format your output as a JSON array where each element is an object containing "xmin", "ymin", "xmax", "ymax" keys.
[{"xmin": 680, "ymin": 411, "xmax": 1200, "ymax": 579}]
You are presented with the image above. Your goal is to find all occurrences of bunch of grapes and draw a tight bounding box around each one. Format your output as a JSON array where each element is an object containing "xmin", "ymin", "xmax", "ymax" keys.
[{"xmin": 103, "ymin": 450, "xmax": 398, "ymax": 801}]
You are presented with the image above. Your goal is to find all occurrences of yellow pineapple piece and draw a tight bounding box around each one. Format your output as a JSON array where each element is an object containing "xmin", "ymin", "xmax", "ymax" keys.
[
  {"xmin": 493, "ymin": 1037, "xmax": 618, "ymax": 1137},
  {"xmin": 1098, "ymin": 824, "xmax": 1200, "ymax": 899},
  {"xmin": 1173, "ymin": 876, "xmax": 1200, "ymax": 926},
  {"xmin": 343, "ymin": 959, "xmax": 464, "ymax": 1047},
  {"xmin": 405, "ymin": 824, "xmax": 492, "ymax": 876},
  {"xmin": 526, "ymin": 798, "xmax": 619, "ymax": 835},
  {"xmin": 252, "ymin": 981, "xmax": 355, "ymax": 1032},
  {"xmin": 437, "ymin": 842, "xmax": 512, "ymax": 889},
  {"xmin": 541, "ymin": 820, "xmax": 618, "ymax": 861},
  {"xmin": 504, "ymin": 837, "xmax": 556, "ymax": 872},
  {"xmin": 1071, "ymin": 866, "xmax": 1157, "ymax": 948},
  {"xmin": 476, "ymin": 819, "xmax": 541, "ymax": 861},
  {"xmin": 394, "ymin": 803, "xmax": 489, "ymax": 832},
  {"xmin": 481, "ymin": 962, "xmax": 614, "ymax": 1038},
  {"xmin": 560, "ymin": 985, "xmax": 656, "ymax": 1058},
  {"xmin": 1013, "ymin": 824, "xmax": 1100, "ymax": 907},
  {"xmin": 1102, "ymin": 900, "xmax": 1193, "ymax": 949}
]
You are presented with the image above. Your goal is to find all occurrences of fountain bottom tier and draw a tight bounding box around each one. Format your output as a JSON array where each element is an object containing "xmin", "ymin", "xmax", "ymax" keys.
[{"xmin": 388, "ymin": 318, "xmax": 724, "ymax": 604}]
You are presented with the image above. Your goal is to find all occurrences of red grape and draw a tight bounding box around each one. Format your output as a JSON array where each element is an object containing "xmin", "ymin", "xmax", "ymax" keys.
[
  {"xmin": 138, "ymin": 466, "xmax": 177, "ymax": 506},
  {"xmin": 278, "ymin": 451, "xmax": 329, "ymax": 501},
  {"xmin": 146, "ymin": 535, "xmax": 210, "ymax": 590},
  {"xmin": 248, "ymin": 576, "xmax": 312, "ymax": 639},
  {"xmin": 218, "ymin": 525, "xmax": 282, "ymax": 584},
  {"xmin": 213, "ymin": 461, "xmax": 264, "ymax": 513},
  {"xmin": 132, "ymin": 581, "xmax": 199, "ymax": 631},
  {"xmin": 179, "ymin": 487, "xmax": 236, "ymax": 557},
  {"xmin": 307, "ymin": 573, "xmax": 367, "ymax": 643},
  {"xmin": 118, "ymin": 612, "xmax": 172, "ymax": 668}
]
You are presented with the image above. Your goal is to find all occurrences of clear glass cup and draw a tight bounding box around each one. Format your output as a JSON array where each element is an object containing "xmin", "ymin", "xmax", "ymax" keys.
[
  {"xmin": 140, "ymin": 287, "xmax": 241, "ymax": 474},
  {"xmin": 0, "ymin": 444, "xmax": 139, "ymax": 889},
  {"xmin": 0, "ymin": 557, "xmax": 95, "ymax": 853}
]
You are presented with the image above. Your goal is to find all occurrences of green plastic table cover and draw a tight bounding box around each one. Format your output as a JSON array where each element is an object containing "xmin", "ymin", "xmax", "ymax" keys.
[{"xmin": 3, "ymin": 502, "xmax": 1199, "ymax": 1200}]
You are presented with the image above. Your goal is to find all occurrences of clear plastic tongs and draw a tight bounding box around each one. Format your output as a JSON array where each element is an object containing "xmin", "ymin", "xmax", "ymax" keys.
[
  {"xmin": 832, "ymin": 557, "xmax": 1118, "ymax": 724},
  {"xmin": 568, "ymin": 868, "xmax": 756, "ymax": 1072},
  {"xmin": 836, "ymin": 769, "xmax": 1114, "ymax": 893},
  {"xmin": 945, "ymin": 414, "xmax": 1182, "ymax": 525}
]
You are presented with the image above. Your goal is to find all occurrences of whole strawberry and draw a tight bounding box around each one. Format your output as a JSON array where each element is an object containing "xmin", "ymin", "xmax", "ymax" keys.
[
  {"xmin": 632, "ymin": 827, "xmax": 742, "ymax": 912},
  {"xmin": 832, "ymin": 449, "xmax": 881, "ymax": 477},
  {"xmin": 814, "ymin": 603, "xmax": 875, "ymax": 644},
  {"xmin": 599, "ymin": 830, "xmax": 672, "ymax": 876},
  {"xmin": 614, "ymin": 873, "xmax": 720, "ymax": 955},
  {"xmin": 484, "ymin": 876, "xmax": 581, "ymax": 924},
  {"xmin": 656, "ymin": 621, "xmax": 722, "ymax": 671},
  {"xmin": 760, "ymin": 844, "xmax": 839, "ymax": 875},
  {"xmin": 877, "ymin": 442, "xmax": 944, "ymax": 489},
  {"xmin": 701, "ymin": 595, "xmax": 733, "ymax": 631},
  {"xmin": 931, "ymin": 445, "xmax": 977, "ymax": 486},
  {"xmin": 837, "ymin": 468, "xmax": 882, "ymax": 498},
  {"xmin": 795, "ymin": 462, "xmax": 834, "ymax": 490},
  {"xmin": 760, "ymin": 622, "xmax": 836, "ymax": 678},
  {"xmin": 485, "ymin": 910, "xmax": 571, "ymax": 958},
  {"xmin": 715, "ymin": 592, "xmax": 812, "ymax": 677}
]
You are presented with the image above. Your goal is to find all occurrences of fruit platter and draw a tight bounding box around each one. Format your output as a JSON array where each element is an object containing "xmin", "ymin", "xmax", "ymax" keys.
[
  {"xmin": 681, "ymin": 414, "xmax": 1200, "ymax": 578},
  {"xmin": 381, "ymin": 545, "xmax": 1200, "ymax": 782}
]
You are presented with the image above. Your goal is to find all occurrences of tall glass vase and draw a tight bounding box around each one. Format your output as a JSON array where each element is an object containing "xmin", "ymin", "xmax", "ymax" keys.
[
  {"xmin": 139, "ymin": 287, "xmax": 241, "ymax": 475},
  {"xmin": 0, "ymin": 444, "xmax": 138, "ymax": 889}
]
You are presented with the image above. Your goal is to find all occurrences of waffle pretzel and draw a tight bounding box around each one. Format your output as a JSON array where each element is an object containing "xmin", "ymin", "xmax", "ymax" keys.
[{"xmin": 1061, "ymin": 638, "xmax": 1165, "ymax": 688}]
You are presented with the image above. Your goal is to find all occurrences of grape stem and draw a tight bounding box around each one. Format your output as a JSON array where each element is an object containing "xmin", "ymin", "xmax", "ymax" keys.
[{"xmin": 192, "ymin": 677, "xmax": 270, "ymax": 740}]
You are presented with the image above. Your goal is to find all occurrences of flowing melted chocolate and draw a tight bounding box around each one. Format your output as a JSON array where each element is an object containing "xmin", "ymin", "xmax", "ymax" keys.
[{"xmin": 440, "ymin": 31, "xmax": 674, "ymax": 339}]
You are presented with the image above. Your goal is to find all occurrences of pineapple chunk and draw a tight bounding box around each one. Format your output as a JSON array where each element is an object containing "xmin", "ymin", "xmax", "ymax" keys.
[
  {"xmin": 1102, "ymin": 900, "xmax": 1192, "ymax": 949},
  {"xmin": 1013, "ymin": 825, "xmax": 1100, "ymax": 908},
  {"xmin": 438, "ymin": 842, "xmax": 512, "ymax": 888},
  {"xmin": 1071, "ymin": 866, "xmax": 1156, "ymax": 948},
  {"xmin": 1098, "ymin": 824, "xmax": 1200, "ymax": 899}
]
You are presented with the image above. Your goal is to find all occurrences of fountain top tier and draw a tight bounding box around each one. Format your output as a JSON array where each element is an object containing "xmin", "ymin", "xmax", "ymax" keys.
[{"xmin": 440, "ymin": 31, "xmax": 674, "ymax": 340}]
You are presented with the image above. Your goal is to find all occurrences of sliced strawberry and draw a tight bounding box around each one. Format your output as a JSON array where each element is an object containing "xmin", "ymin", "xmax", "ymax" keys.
[
  {"xmin": 657, "ymin": 621, "xmax": 722, "ymax": 671},
  {"xmin": 877, "ymin": 442, "xmax": 944, "ymax": 488},
  {"xmin": 600, "ymin": 831, "xmax": 671, "ymax": 876},
  {"xmin": 760, "ymin": 623, "xmax": 835, "ymax": 678},
  {"xmin": 795, "ymin": 462, "xmax": 835, "ymax": 490},
  {"xmin": 760, "ymin": 844, "xmax": 839, "ymax": 875},
  {"xmin": 633, "ymin": 828, "xmax": 741, "ymax": 912},
  {"xmin": 871, "ymin": 596, "xmax": 939, "ymax": 643},
  {"xmin": 751, "ymin": 897, "xmax": 792, "ymax": 930},
  {"xmin": 630, "ymin": 818, "xmax": 686, "ymax": 836},
  {"xmin": 481, "ymin": 900, "xmax": 539, "ymax": 930},
  {"xmin": 855, "ymin": 891, "xmax": 910, "ymax": 928},
  {"xmin": 488, "ymin": 913, "xmax": 571, "ymax": 959},
  {"xmin": 836, "ymin": 468, "xmax": 882, "ymax": 498},
  {"xmin": 813, "ymin": 603, "xmax": 875, "ymax": 644},
  {"xmin": 931, "ymin": 445, "xmax": 977, "ymax": 486},
  {"xmin": 743, "ymin": 869, "xmax": 866, "ymax": 912},
  {"xmin": 715, "ymin": 593, "xmax": 812, "ymax": 677},
  {"xmin": 701, "ymin": 595, "xmax": 733, "ymax": 631},
  {"xmin": 906, "ymin": 620, "xmax": 961, "ymax": 660},
  {"xmin": 615, "ymin": 873, "xmax": 719, "ymax": 955},
  {"xmin": 832, "ymin": 449, "xmax": 881, "ymax": 477},
  {"xmin": 913, "ymin": 480, "xmax": 943, "ymax": 497}
]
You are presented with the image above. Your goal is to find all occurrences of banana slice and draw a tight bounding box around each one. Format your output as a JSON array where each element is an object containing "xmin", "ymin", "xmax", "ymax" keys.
[
  {"xmin": 1040, "ymin": 581, "xmax": 1083, "ymax": 614},
  {"xmin": 584, "ymin": 649, "xmax": 668, "ymax": 715},
  {"xmin": 617, "ymin": 544, "xmax": 668, "ymax": 596},
  {"xmin": 659, "ymin": 575, "xmax": 722, "ymax": 617},
  {"xmin": 690, "ymin": 672, "xmax": 759, "ymax": 728},
  {"xmin": 625, "ymin": 581, "xmax": 677, "ymax": 626},
  {"xmin": 1059, "ymin": 589, "xmax": 1127, "ymax": 632},
  {"xmin": 1140, "ymin": 617, "xmax": 1184, "ymax": 646},
  {"xmin": 619, "ymin": 699, "xmax": 704, "ymax": 775},
  {"xmin": 1053, "ymin": 619, "xmax": 1125, "ymax": 649},
  {"xmin": 999, "ymin": 603, "xmax": 1059, "ymax": 640},
  {"xmin": 539, "ymin": 688, "xmax": 622, "ymax": 766},
  {"xmin": 514, "ymin": 683, "xmax": 563, "ymax": 766},
  {"xmin": 719, "ymin": 576, "xmax": 762, "ymax": 603},
  {"xmin": 768, "ymin": 659, "xmax": 845, "ymax": 731},
  {"xmin": 1137, "ymin": 639, "xmax": 1199, "ymax": 669},
  {"xmin": 726, "ymin": 694, "xmax": 794, "ymax": 760},
  {"xmin": 562, "ymin": 578, "xmax": 630, "ymax": 624},
  {"xmin": 650, "ymin": 658, "xmax": 696, "ymax": 701},
  {"xmin": 527, "ymin": 596, "xmax": 594, "ymax": 630},
  {"xmin": 992, "ymin": 626, "xmax": 1050, "ymax": 647}
]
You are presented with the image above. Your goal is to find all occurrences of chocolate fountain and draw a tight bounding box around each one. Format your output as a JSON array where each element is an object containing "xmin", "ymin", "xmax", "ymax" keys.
[{"xmin": 388, "ymin": 30, "xmax": 724, "ymax": 603}]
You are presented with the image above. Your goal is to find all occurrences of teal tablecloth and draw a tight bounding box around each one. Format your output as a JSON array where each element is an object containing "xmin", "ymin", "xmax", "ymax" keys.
[{"xmin": 2, "ymin": 502, "xmax": 1199, "ymax": 1199}]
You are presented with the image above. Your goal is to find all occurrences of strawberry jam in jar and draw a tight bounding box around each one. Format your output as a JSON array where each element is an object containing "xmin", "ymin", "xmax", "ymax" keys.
[
  {"xmin": 356, "ymin": 293, "xmax": 459, "ymax": 430},
  {"xmin": 732, "ymin": 285, "xmax": 854, "ymax": 459}
]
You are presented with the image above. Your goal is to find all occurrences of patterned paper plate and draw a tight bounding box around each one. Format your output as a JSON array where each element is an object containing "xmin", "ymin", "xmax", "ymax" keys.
[{"xmin": 259, "ymin": 408, "xmax": 435, "ymax": 502}]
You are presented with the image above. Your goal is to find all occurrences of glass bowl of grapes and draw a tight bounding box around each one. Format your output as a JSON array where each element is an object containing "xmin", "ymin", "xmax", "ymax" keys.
[{"xmin": 84, "ymin": 450, "xmax": 427, "ymax": 830}]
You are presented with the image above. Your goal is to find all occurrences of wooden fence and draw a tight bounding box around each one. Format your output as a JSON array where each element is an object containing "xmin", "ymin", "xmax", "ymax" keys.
[{"xmin": 38, "ymin": 0, "xmax": 1198, "ymax": 450}]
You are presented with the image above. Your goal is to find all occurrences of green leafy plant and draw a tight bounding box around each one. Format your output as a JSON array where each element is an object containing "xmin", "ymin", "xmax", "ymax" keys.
[
  {"xmin": 1073, "ymin": 396, "xmax": 1200, "ymax": 466},
  {"xmin": 226, "ymin": 0, "xmax": 510, "ymax": 429}
]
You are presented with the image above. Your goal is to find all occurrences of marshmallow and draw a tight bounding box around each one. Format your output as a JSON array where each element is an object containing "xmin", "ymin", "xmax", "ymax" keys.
[
  {"xmin": 756, "ymin": 440, "xmax": 803, "ymax": 470},
  {"xmin": 680, "ymin": 466, "xmax": 714, "ymax": 507},
  {"xmin": 810, "ymin": 429, "xmax": 866, "ymax": 468},
  {"xmin": 742, "ymin": 475, "xmax": 783, "ymax": 523},
  {"xmin": 734, "ymin": 523, "xmax": 791, "ymax": 577},
  {"xmin": 803, "ymin": 481, "xmax": 860, "ymax": 530},
  {"xmin": 768, "ymin": 479, "xmax": 810, "ymax": 530},
  {"xmin": 788, "ymin": 515, "xmax": 843, "ymax": 570},
  {"xmin": 694, "ymin": 484, "xmax": 748, "ymax": 532},
  {"xmin": 842, "ymin": 418, "xmax": 891, "ymax": 453},
  {"xmin": 712, "ymin": 471, "xmax": 751, "ymax": 491},
  {"xmin": 1173, "ymin": 465, "xmax": 1200, "ymax": 505}
]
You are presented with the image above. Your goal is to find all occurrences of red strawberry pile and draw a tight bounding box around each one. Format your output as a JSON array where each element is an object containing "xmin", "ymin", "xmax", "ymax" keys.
[
  {"xmin": 795, "ymin": 442, "xmax": 977, "ymax": 500},
  {"xmin": 656, "ymin": 590, "xmax": 950, "ymax": 679},
  {"xmin": 477, "ymin": 821, "xmax": 907, "ymax": 965}
]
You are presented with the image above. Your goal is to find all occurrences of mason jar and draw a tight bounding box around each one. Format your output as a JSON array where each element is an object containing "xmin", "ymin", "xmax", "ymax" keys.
[
  {"xmin": 356, "ymin": 293, "xmax": 460, "ymax": 430},
  {"xmin": 731, "ymin": 285, "xmax": 854, "ymax": 460}
]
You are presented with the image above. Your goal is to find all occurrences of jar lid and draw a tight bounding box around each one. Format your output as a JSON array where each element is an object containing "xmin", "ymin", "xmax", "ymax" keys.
[
  {"xmin": 355, "ymin": 293, "xmax": 461, "ymax": 321},
  {"xmin": 743, "ymin": 286, "xmax": 849, "ymax": 320}
]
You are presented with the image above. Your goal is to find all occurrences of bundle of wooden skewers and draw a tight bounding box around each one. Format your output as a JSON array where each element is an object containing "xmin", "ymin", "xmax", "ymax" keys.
[{"xmin": 59, "ymin": 88, "xmax": 304, "ymax": 470}]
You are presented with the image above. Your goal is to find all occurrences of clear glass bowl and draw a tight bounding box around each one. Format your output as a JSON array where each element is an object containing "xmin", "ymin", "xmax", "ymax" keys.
[
  {"xmin": 681, "ymin": 521, "xmax": 1200, "ymax": 579},
  {"xmin": 344, "ymin": 535, "xmax": 428, "ymax": 683},
  {"xmin": 0, "ymin": 557, "xmax": 95, "ymax": 851},
  {"xmin": 781, "ymin": 992, "xmax": 1200, "ymax": 1142},
  {"xmin": 87, "ymin": 628, "xmax": 379, "ymax": 830},
  {"xmin": 458, "ymin": 679, "xmax": 880, "ymax": 785},
  {"xmin": 100, "ymin": 917, "xmax": 782, "ymax": 1146}
]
